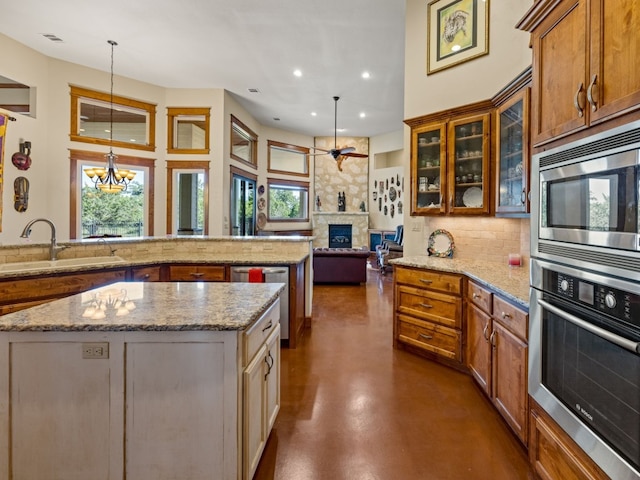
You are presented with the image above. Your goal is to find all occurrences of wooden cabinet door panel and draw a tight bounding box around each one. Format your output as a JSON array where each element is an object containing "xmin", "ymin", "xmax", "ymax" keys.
[
  {"xmin": 589, "ymin": 0, "xmax": 640, "ymax": 124},
  {"xmin": 492, "ymin": 321, "xmax": 528, "ymax": 445},
  {"xmin": 466, "ymin": 304, "xmax": 492, "ymax": 396},
  {"xmin": 532, "ymin": 0, "xmax": 588, "ymax": 145}
]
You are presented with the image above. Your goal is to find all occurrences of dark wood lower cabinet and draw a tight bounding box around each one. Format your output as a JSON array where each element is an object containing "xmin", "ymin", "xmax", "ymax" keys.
[{"xmin": 529, "ymin": 399, "xmax": 609, "ymax": 480}]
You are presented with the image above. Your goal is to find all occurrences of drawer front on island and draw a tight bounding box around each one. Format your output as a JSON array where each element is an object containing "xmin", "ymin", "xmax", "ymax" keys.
[
  {"xmin": 396, "ymin": 314, "xmax": 462, "ymax": 361},
  {"xmin": 396, "ymin": 284, "xmax": 462, "ymax": 329},
  {"xmin": 168, "ymin": 264, "xmax": 226, "ymax": 282},
  {"xmin": 243, "ymin": 299, "xmax": 280, "ymax": 367},
  {"xmin": 129, "ymin": 265, "xmax": 162, "ymax": 282}
]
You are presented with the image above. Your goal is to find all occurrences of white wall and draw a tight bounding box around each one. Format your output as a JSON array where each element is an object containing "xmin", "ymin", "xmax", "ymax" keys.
[
  {"xmin": 369, "ymin": 130, "xmax": 405, "ymax": 231},
  {"xmin": 0, "ymin": 33, "xmax": 315, "ymax": 244},
  {"xmin": 402, "ymin": 0, "xmax": 533, "ymax": 258}
]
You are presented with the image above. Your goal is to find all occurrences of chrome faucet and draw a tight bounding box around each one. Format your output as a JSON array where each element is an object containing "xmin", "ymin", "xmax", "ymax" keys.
[
  {"xmin": 99, "ymin": 237, "xmax": 118, "ymax": 256},
  {"xmin": 20, "ymin": 218, "xmax": 68, "ymax": 261}
]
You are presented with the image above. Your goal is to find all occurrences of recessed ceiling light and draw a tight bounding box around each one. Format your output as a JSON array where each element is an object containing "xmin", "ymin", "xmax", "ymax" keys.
[
  {"xmin": 362, "ymin": 71, "xmax": 371, "ymax": 79},
  {"xmin": 273, "ymin": 117, "xmax": 280, "ymax": 121},
  {"xmin": 359, "ymin": 112, "xmax": 366, "ymax": 118},
  {"xmin": 293, "ymin": 69, "xmax": 302, "ymax": 77},
  {"xmin": 311, "ymin": 112, "xmax": 317, "ymax": 116}
]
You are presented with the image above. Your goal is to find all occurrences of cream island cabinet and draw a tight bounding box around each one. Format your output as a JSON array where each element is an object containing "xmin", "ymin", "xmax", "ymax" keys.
[{"xmin": 0, "ymin": 282, "xmax": 283, "ymax": 480}]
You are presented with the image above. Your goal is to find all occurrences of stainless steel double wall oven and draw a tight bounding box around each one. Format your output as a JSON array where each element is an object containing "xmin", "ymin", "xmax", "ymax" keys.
[{"xmin": 530, "ymin": 121, "xmax": 640, "ymax": 480}]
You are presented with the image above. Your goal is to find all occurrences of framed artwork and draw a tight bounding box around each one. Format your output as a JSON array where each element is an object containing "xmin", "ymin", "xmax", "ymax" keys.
[{"xmin": 427, "ymin": 0, "xmax": 489, "ymax": 74}]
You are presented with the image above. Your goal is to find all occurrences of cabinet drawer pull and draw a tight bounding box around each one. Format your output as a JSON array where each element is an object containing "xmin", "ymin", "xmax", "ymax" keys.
[
  {"xmin": 574, "ymin": 82, "xmax": 585, "ymax": 118},
  {"xmin": 143, "ymin": 273, "xmax": 151, "ymax": 279},
  {"xmin": 264, "ymin": 351, "xmax": 274, "ymax": 380},
  {"xmin": 587, "ymin": 74, "xmax": 598, "ymax": 111},
  {"xmin": 489, "ymin": 330, "xmax": 496, "ymax": 347},
  {"xmin": 501, "ymin": 312, "xmax": 512, "ymax": 320},
  {"xmin": 418, "ymin": 333, "xmax": 433, "ymax": 341},
  {"xmin": 483, "ymin": 323, "xmax": 490, "ymax": 341},
  {"xmin": 418, "ymin": 303, "xmax": 433, "ymax": 309},
  {"xmin": 472, "ymin": 293, "xmax": 480, "ymax": 300},
  {"xmin": 190, "ymin": 272, "xmax": 204, "ymax": 278},
  {"xmin": 262, "ymin": 320, "xmax": 273, "ymax": 332},
  {"xmin": 419, "ymin": 279, "xmax": 433, "ymax": 284}
]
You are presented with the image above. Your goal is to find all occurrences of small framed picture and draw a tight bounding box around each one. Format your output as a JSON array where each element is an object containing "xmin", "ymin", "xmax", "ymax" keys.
[{"xmin": 427, "ymin": 0, "xmax": 489, "ymax": 74}]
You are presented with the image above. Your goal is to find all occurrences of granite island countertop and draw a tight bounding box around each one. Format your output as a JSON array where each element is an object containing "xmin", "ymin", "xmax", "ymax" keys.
[
  {"xmin": 0, "ymin": 281, "xmax": 284, "ymax": 332},
  {"xmin": 391, "ymin": 256, "xmax": 530, "ymax": 308}
]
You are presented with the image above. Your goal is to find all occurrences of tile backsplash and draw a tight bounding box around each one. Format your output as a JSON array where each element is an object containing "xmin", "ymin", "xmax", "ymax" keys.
[{"xmin": 425, "ymin": 217, "xmax": 530, "ymax": 265}]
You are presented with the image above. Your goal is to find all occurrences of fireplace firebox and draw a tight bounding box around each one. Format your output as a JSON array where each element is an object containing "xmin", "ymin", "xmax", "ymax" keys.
[{"xmin": 328, "ymin": 224, "xmax": 352, "ymax": 248}]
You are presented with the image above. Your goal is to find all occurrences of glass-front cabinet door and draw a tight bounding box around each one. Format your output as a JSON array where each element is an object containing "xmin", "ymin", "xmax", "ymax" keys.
[
  {"xmin": 447, "ymin": 113, "xmax": 491, "ymax": 214},
  {"xmin": 411, "ymin": 122, "xmax": 447, "ymax": 215},
  {"xmin": 496, "ymin": 88, "xmax": 530, "ymax": 215}
]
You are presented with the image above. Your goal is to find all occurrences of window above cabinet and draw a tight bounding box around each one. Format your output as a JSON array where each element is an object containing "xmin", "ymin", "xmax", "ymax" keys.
[{"xmin": 167, "ymin": 107, "xmax": 210, "ymax": 154}]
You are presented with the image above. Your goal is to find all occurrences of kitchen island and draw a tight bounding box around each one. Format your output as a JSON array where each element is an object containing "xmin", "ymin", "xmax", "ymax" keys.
[{"xmin": 0, "ymin": 281, "xmax": 284, "ymax": 480}]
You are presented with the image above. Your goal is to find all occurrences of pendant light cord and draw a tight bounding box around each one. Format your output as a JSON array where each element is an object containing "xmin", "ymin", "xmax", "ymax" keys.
[{"xmin": 108, "ymin": 40, "xmax": 117, "ymax": 150}]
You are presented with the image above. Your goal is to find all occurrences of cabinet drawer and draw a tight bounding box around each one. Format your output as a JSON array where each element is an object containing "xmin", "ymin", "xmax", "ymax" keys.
[
  {"xmin": 396, "ymin": 284, "xmax": 462, "ymax": 329},
  {"xmin": 243, "ymin": 298, "xmax": 280, "ymax": 366},
  {"xmin": 130, "ymin": 265, "xmax": 162, "ymax": 282},
  {"xmin": 467, "ymin": 280, "xmax": 492, "ymax": 314},
  {"xmin": 396, "ymin": 314, "xmax": 461, "ymax": 362},
  {"xmin": 396, "ymin": 267, "xmax": 462, "ymax": 295},
  {"xmin": 493, "ymin": 295, "xmax": 528, "ymax": 341},
  {"xmin": 168, "ymin": 264, "xmax": 226, "ymax": 282},
  {"xmin": 0, "ymin": 269, "xmax": 126, "ymax": 304}
]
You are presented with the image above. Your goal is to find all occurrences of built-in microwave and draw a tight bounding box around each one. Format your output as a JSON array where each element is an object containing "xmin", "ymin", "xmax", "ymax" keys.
[{"xmin": 532, "ymin": 120, "xmax": 640, "ymax": 281}]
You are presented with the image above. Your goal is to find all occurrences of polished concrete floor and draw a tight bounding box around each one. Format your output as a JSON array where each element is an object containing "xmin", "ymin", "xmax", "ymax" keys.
[{"xmin": 254, "ymin": 265, "xmax": 535, "ymax": 480}]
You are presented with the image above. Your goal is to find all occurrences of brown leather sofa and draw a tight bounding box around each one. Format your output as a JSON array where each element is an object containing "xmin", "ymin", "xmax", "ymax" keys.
[{"xmin": 313, "ymin": 247, "xmax": 370, "ymax": 284}]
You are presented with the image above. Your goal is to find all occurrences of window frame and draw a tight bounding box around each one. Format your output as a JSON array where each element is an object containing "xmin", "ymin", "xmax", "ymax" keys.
[
  {"xmin": 267, "ymin": 140, "xmax": 310, "ymax": 177},
  {"xmin": 166, "ymin": 160, "xmax": 210, "ymax": 235},
  {"xmin": 70, "ymin": 85, "xmax": 157, "ymax": 152},
  {"xmin": 267, "ymin": 178, "xmax": 310, "ymax": 223},
  {"xmin": 166, "ymin": 107, "xmax": 210, "ymax": 154},
  {"xmin": 69, "ymin": 149, "xmax": 155, "ymax": 239},
  {"xmin": 230, "ymin": 114, "xmax": 258, "ymax": 168}
]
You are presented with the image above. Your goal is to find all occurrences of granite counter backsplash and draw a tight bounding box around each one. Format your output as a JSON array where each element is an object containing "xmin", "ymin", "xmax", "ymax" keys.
[{"xmin": 391, "ymin": 256, "xmax": 530, "ymax": 308}]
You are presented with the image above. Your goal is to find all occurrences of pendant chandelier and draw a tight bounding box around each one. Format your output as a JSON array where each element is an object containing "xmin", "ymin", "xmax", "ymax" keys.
[{"xmin": 84, "ymin": 40, "xmax": 136, "ymax": 193}]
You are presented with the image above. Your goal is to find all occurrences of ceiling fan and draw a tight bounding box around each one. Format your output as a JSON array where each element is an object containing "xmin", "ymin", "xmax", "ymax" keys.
[{"xmin": 308, "ymin": 96, "xmax": 368, "ymax": 170}]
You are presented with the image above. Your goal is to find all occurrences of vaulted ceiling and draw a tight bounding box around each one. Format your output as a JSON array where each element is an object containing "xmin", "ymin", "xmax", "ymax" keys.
[{"xmin": 0, "ymin": 0, "xmax": 406, "ymax": 138}]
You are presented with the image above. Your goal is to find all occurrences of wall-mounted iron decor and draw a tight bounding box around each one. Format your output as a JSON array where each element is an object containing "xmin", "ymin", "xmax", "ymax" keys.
[
  {"xmin": 11, "ymin": 141, "xmax": 32, "ymax": 170},
  {"xmin": 14, "ymin": 176, "xmax": 29, "ymax": 212}
]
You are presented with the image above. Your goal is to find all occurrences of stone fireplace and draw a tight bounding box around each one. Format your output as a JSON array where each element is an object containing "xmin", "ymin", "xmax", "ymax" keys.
[{"xmin": 312, "ymin": 212, "xmax": 369, "ymax": 248}]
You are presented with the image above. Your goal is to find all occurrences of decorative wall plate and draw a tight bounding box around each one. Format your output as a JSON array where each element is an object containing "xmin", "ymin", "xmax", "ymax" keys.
[
  {"xmin": 258, "ymin": 184, "xmax": 265, "ymax": 195},
  {"xmin": 427, "ymin": 229, "xmax": 455, "ymax": 258},
  {"xmin": 257, "ymin": 197, "xmax": 266, "ymax": 210},
  {"xmin": 389, "ymin": 186, "xmax": 397, "ymax": 202},
  {"xmin": 257, "ymin": 212, "xmax": 267, "ymax": 230}
]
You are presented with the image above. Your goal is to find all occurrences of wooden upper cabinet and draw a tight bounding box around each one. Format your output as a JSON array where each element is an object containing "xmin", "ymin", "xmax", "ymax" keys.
[
  {"xmin": 407, "ymin": 105, "xmax": 492, "ymax": 216},
  {"xmin": 589, "ymin": 0, "xmax": 640, "ymax": 125},
  {"xmin": 520, "ymin": 0, "xmax": 640, "ymax": 146}
]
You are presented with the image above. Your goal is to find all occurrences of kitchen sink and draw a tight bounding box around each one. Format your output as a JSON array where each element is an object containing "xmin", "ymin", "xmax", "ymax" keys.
[{"xmin": 0, "ymin": 256, "xmax": 126, "ymax": 273}]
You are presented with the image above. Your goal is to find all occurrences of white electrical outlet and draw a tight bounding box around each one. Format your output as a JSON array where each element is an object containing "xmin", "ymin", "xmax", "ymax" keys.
[{"xmin": 82, "ymin": 342, "xmax": 109, "ymax": 359}]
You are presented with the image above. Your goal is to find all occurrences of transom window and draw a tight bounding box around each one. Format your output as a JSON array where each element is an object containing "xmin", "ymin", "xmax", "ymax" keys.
[
  {"xmin": 230, "ymin": 115, "xmax": 258, "ymax": 167},
  {"xmin": 167, "ymin": 107, "xmax": 210, "ymax": 154},
  {"xmin": 70, "ymin": 85, "xmax": 156, "ymax": 151},
  {"xmin": 267, "ymin": 178, "xmax": 309, "ymax": 222},
  {"xmin": 267, "ymin": 140, "xmax": 309, "ymax": 176}
]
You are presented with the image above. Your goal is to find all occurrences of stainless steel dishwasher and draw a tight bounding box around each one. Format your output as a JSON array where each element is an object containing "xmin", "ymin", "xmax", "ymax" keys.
[{"xmin": 230, "ymin": 266, "xmax": 289, "ymax": 340}]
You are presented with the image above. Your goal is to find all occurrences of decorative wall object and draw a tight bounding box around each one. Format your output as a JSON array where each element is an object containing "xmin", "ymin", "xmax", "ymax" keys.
[
  {"xmin": 427, "ymin": 0, "xmax": 489, "ymax": 74},
  {"xmin": 11, "ymin": 141, "xmax": 32, "ymax": 170},
  {"xmin": 14, "ymin": 177, "xmax": 29, "ymax": 212}
]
